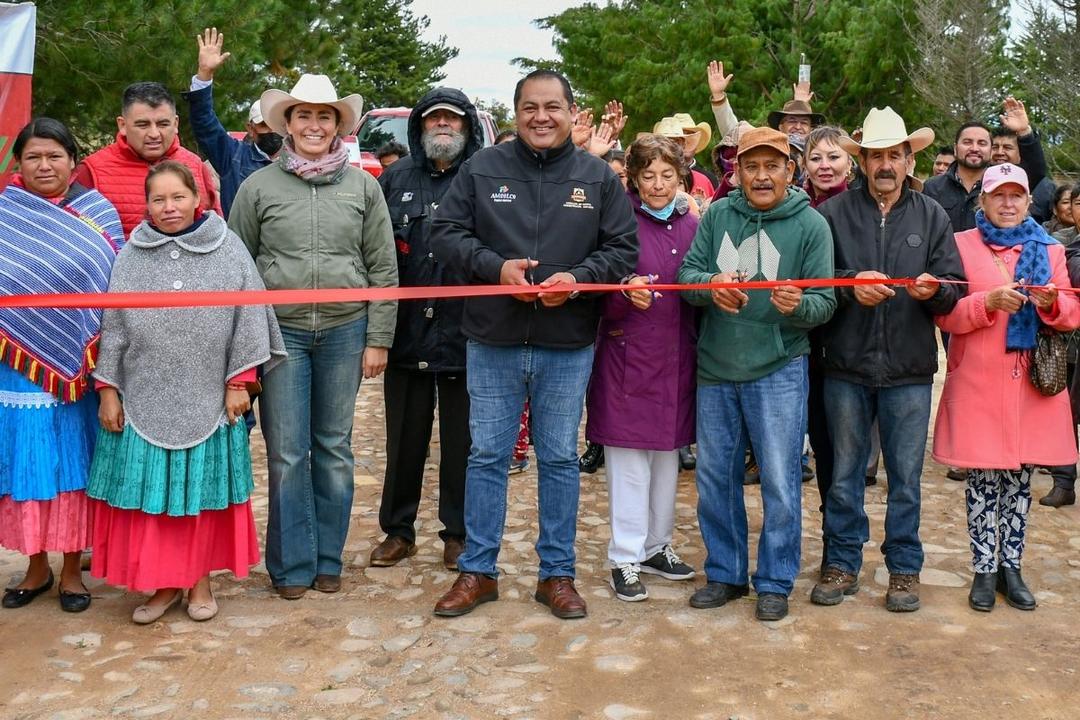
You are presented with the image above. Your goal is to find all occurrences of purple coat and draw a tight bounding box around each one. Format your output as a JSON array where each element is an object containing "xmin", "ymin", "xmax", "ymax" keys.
[{"xmin": 585, "ymin": 193, "xmax": 698, "ymax": 450}]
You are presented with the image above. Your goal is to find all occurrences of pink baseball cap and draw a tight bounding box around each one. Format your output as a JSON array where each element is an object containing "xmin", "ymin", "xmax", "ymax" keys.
[{"xmin": 982, "ymin": 163, "xmax": 1029, "ymax": 194}]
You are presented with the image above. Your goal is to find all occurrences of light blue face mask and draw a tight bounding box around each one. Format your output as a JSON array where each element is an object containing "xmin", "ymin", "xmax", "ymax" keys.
[{"xmin": 640, "ymin": 196, "xmax": 677, "ymax": 221}]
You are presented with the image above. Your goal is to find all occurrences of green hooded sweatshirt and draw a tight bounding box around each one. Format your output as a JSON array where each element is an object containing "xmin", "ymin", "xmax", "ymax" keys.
[{"xmin": 678, "ymin": 187, "xmax": 835, "ymax": 384}]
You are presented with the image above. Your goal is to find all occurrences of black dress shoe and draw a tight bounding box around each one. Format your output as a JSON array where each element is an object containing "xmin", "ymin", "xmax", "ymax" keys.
[
  {"xmin": 578, "ymin": 443, "xmax": 604, "ymax": 474},
  {"xmin": 689, "ymin": 581, "xmax": 749, "ymax": 609},
  {"xmin": 678, "ymin": 446, "xmax": 696, "ymax": 471},
  {"xmin": 968, "ymin": 572, "xmax": 996, "ymax": 612},
  {"xmin": 2, "ymin": 571, "xmax": 54, "ymax": 609},
  {"xmin": 997, "ymin": 567, "xmax": 1036, "ymax": 610},
  {"xmin": 59, "ymin": 587, "xmax": 92, "ymax": 613}
]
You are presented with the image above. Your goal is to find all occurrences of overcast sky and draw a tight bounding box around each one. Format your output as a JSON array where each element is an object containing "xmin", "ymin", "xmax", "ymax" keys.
[{"xmin": 408, "ymin": 0, "xmax": 582, "ymax": 109}]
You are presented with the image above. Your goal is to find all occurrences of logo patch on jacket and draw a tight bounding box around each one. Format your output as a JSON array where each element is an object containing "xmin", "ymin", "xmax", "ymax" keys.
[
  {"xmin": 715, "ymin": 230, "xmax": 781, "ymax": 281},
  {"xmin": 563, "ymin": 187, "xmax": 594, "ymax": 210},
  {"xmin": 401, "ymin": 192, "xmax": 414, "ymax": 202},
  {"xmin": 490, "ymin": 185, "xmax": 516, "ymax": 203}
]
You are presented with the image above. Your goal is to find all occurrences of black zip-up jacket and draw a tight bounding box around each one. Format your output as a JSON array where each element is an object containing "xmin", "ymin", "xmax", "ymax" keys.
[
  {"xmin": 378, "ymin": 88, "xmax": 483, "ymax": 372},
  {"xmin": 430, "ymin": 136, "xmax": 638, "ymax": 349},
  {"xmin": 817, "ymin": 182, "xmax": 965, "ymax": 387},
  {"xmin": 923, "ymin": 129, "xmax": 1047, "ymax": 232}
]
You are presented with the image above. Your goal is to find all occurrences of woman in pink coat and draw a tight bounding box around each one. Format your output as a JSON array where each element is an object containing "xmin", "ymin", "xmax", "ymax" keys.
[{"xmin": 933, "ymin": 163, "xmax": 1080, "ymax": 613}]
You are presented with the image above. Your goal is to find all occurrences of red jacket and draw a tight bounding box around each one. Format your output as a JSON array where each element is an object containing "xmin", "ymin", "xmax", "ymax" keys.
[{"xmin": 74, "ymin": 133, "xmax": 221, "ymax": 238}]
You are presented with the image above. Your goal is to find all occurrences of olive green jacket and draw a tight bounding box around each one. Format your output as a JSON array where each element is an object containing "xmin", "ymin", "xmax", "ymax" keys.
[{"xmin": 229, "ymin": 163, "xmax": 398, "ymax": 346}]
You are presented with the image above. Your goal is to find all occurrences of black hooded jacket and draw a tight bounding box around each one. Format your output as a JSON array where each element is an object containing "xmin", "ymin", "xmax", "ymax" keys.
[{"xmin": 378, "ymin": 87, "xmax": 484, "ymax": 372}]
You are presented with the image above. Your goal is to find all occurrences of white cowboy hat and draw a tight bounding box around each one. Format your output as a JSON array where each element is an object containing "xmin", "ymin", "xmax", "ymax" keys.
[
  {"xmin": 260, "ymin": 74, "xmax": 364, "ymax": 137},
  {"xmin": 838, "ymin": 106, "xmax": 934, "ymax": 155}
]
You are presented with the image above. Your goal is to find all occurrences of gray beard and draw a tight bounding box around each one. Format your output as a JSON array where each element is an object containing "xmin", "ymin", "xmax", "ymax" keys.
[{"xmin": 422, "ymin": 129, "xmax": 466, "ymax": 164}]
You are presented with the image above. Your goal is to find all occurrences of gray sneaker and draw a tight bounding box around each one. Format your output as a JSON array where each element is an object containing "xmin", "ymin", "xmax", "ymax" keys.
[
  {"xmin": 639, "ymin": 545, "xmax": 696, "ymax": 580},
  {"xmin": 885, "ymin": 573, "xmax": 920, "ymax": 612},
  {"xmin": 810, "ymin": 566, "xmax": 859, "ymax": 606},
  {"xmin": 610, "ymin": 564, "xmax": 648, "ymax": 602}
]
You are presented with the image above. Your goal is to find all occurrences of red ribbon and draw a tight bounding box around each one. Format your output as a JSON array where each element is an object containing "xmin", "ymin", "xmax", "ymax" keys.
[{"xmin": 0, "ymin": 277, "xmax": 926, "ymax": 310}]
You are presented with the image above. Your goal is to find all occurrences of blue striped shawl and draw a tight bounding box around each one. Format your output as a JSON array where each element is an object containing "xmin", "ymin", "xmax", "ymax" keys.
[{"xmin": 0, "ymin": 184, "xmax": 122, "ymax": 400}]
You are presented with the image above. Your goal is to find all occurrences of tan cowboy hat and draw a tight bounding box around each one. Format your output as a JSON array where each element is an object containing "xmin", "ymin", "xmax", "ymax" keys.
[
  {"xmin": 672, "ymin": 113, "xmax": 712, "ymax": 152},
  {"xmin": 652, "ymin": 114, "xmax": 710, "ymax": 154},
  {"xmin": 260, "ymin": 74, "xmax": 364, "ymax": 137},
  {"xmin": 838, "ymin": 107, "xmax": 934, "ymax": 155},
  {"xmin": 767, "ymin": 100, "xmax": 826, "ymax": 130}
]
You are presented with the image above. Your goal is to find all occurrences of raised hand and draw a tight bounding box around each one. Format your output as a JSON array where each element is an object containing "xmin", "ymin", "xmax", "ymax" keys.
[
  {"xmin": 1000, "ymin": 96, "xmax": 1031, "ymax": 137},
  {"xmin": 602, "ymin": 99, "xmax": 628, "ymax": 138},
  {"xmin": 586, "ymin": 123, "xmax": 617, "ymax": 157},
  {"xmin": 197, "ymin": 27, "xmax": 232, "ymax": 81},
  {"xmin": 793, "ymin": 80, "xmax": 814, "ymax": 103},
  {"xmin": 707, "ymin": 60, "xmax": 733, "ymax": 101},
  {"xmin": 571, "ymin": 109, "xmax": 594, "ymax": 148}
]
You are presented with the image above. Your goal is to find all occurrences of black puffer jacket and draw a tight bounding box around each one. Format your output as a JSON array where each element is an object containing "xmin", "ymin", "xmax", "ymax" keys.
[
  {"xmin": 379, "ymin": 88, "xmax": 484, "ymax": 372},
  {"xmin": 817, "ymin": 183, "xmax": 965, "ymax": 387}
]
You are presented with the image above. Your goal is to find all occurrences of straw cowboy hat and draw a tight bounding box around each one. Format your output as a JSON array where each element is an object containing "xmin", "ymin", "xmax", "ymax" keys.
[
  {"xmin": 652, "ymin": 114, "xmax": 711, "ymax": 153},
  {"xmin": 260, "ymin": 74, "xmax": 364, "ymax": 137},
  {"xmin": 767, "ymin": 99, "xmax": 826, "ymax": 130},
  {"xmin": 838, "ymin": 107, "xmax": 934, "ymax": 155}
]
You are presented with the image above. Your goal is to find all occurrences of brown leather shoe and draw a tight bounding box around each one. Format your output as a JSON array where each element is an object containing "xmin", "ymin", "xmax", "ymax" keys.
[
  {"xmin": 312, "ymin": 574, "xmax": 341, "ymax": 593},
  {"xmin": 534, "ymin": 576, "xmax": 587, "ymax": 619},
  {"xmin": 434, "ymin": 572, "xmax": 498, "ymax": 617},
  {"xmin": 443, "ymin": 537, "xmax": 465, "ymax": 570},
  {"xmin": 275, "ymin": 585, "xmax": 308, "ymax": 600},
  {"xmin": 369, "ymin": 536, "xmax": 417, "ymax": 567}
]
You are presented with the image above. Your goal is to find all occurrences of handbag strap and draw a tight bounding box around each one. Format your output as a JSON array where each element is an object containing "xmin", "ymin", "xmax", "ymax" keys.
[{"xmin": 988, "ymin": 247, "xmax": 1014, "ymax": 284}]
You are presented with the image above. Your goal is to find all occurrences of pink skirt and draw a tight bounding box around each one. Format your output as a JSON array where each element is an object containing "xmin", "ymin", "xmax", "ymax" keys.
[
  {"xmin": 0, "ymin": 490, "xmax": 91, "ymax": 554},
  {"xmin": 90, "ymin": 499, "xmax": 259, "ymax": 592}
]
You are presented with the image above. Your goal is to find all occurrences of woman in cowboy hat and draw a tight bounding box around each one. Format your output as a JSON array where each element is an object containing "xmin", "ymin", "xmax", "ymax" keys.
[{"xmin": 228, "ymin": 74, "xmax": 399, "ymax": 600}]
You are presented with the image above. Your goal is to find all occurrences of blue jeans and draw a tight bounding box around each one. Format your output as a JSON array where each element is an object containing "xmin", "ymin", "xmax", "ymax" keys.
[
  {"xmin": 260, "ymin": 317, "xmax": 367, "ymax": 587},
  {"xmin": 696, "ymin": 357, "xmax": 807, "ymax": 596},
  {"xmin": 457, "ymin": 341, "xmax": 593, "ymax": 580},
  {"xmin": 823, "ymin": 378, "xmax": 931, "ymax": 575}
]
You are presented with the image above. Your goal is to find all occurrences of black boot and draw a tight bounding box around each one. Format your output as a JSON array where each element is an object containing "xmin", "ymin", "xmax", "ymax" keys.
[
  {"xmin": 678, "ymin": 446, "xmax": 696, "ymax": 471},
  {"xmin": 1039, "ymin": 486, "xmax": 1076, "ymax": 508},
  {"xmin": 997, "ymin": 567, "xmax": 1036, "ymax": 610},
  {"xmin": 968, "ymin": 572, "xmax": 996, "ymax": 612},
  {"xmin": 578, "ymin": 443, "xmax": 604, "ymax": 474}
]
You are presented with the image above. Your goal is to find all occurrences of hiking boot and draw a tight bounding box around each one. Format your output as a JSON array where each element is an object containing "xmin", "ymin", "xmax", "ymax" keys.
[
  {"xmin": 609, "ymin": 564, "xmax": 648, "ymax": 602},
  {"xmin": 885, "ymin": 573, "xmax": 920, "ymax": 612},
  {"xmin": 810, "ymin": 566, "xmax": 859, "ymax": 606},
  {"xmin": 639, "ymin": 545, "xmax": 695, "ymax": 580}
]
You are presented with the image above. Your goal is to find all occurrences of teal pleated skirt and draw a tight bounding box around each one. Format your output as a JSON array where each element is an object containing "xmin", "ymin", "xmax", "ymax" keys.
[{"xmin": 87, "ymin": 420, "xmax": 254, "ymax": 517}]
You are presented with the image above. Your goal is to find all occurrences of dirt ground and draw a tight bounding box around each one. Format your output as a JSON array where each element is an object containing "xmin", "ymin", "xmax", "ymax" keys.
[{"xmin": 2, "ymin": 370, "xmax": 1079, "ymax": 720}]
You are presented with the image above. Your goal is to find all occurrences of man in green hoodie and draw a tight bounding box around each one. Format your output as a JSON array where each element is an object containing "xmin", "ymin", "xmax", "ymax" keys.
[{"xmin": 678, "ymin": 127, "xmax": 835, "ymax": 622}]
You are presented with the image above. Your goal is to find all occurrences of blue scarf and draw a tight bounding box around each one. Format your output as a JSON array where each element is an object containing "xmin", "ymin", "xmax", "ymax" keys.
[{"xmin": 975, "ymin": 209, "xmax": 1054, "ymax": 351}]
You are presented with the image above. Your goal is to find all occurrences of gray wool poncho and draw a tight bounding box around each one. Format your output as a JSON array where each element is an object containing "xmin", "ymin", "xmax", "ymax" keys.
[{"xmin": 94, "ymin": 212, "xmax": 287, "ymax": 449}]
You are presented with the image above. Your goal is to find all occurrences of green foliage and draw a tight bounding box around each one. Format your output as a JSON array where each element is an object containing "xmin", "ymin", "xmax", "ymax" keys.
[
  {"xmin": 31, "ymin": 0, "xmax": 456, "ymax": 151},
  {"xmin": 518, "ymin": 0, "xmax": 924, "ymax": 166},
  {"xmin": 474, "ymin": 99, "xmax": 513, "ymax": 130},
  {"xmin": 1009, "ymin": 1, "xmax": 1080, "ymax": 176}
]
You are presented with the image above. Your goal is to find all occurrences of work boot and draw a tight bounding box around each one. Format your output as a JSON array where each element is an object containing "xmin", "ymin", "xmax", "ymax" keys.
[{"xmin": 885, "ymin": 573, "xmax": 920, "ymax": 612}]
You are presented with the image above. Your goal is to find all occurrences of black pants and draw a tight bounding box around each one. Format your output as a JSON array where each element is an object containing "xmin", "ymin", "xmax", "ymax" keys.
[
  {"xmin": 380, "ymin": 365, "xmax": 469, "ymax": 542},
  {"xmin": 1048, "ymin": 363, "xmax": 1078, "ymax": 491},
  {"xmin": 807, "ymin": 363, "xmax": 833, "ymax": 521}
]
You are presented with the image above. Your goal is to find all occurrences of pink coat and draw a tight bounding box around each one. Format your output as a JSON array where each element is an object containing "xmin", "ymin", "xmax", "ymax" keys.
[{"xmin": 933, "ymin": 227, "xmax": 1080, "ymax": 469}]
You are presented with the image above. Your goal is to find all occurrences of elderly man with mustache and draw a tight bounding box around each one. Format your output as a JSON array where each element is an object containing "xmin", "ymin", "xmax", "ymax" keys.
[{"xmin": 810, "ymin": 107, "xmax": 965, "ymax": 614}]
